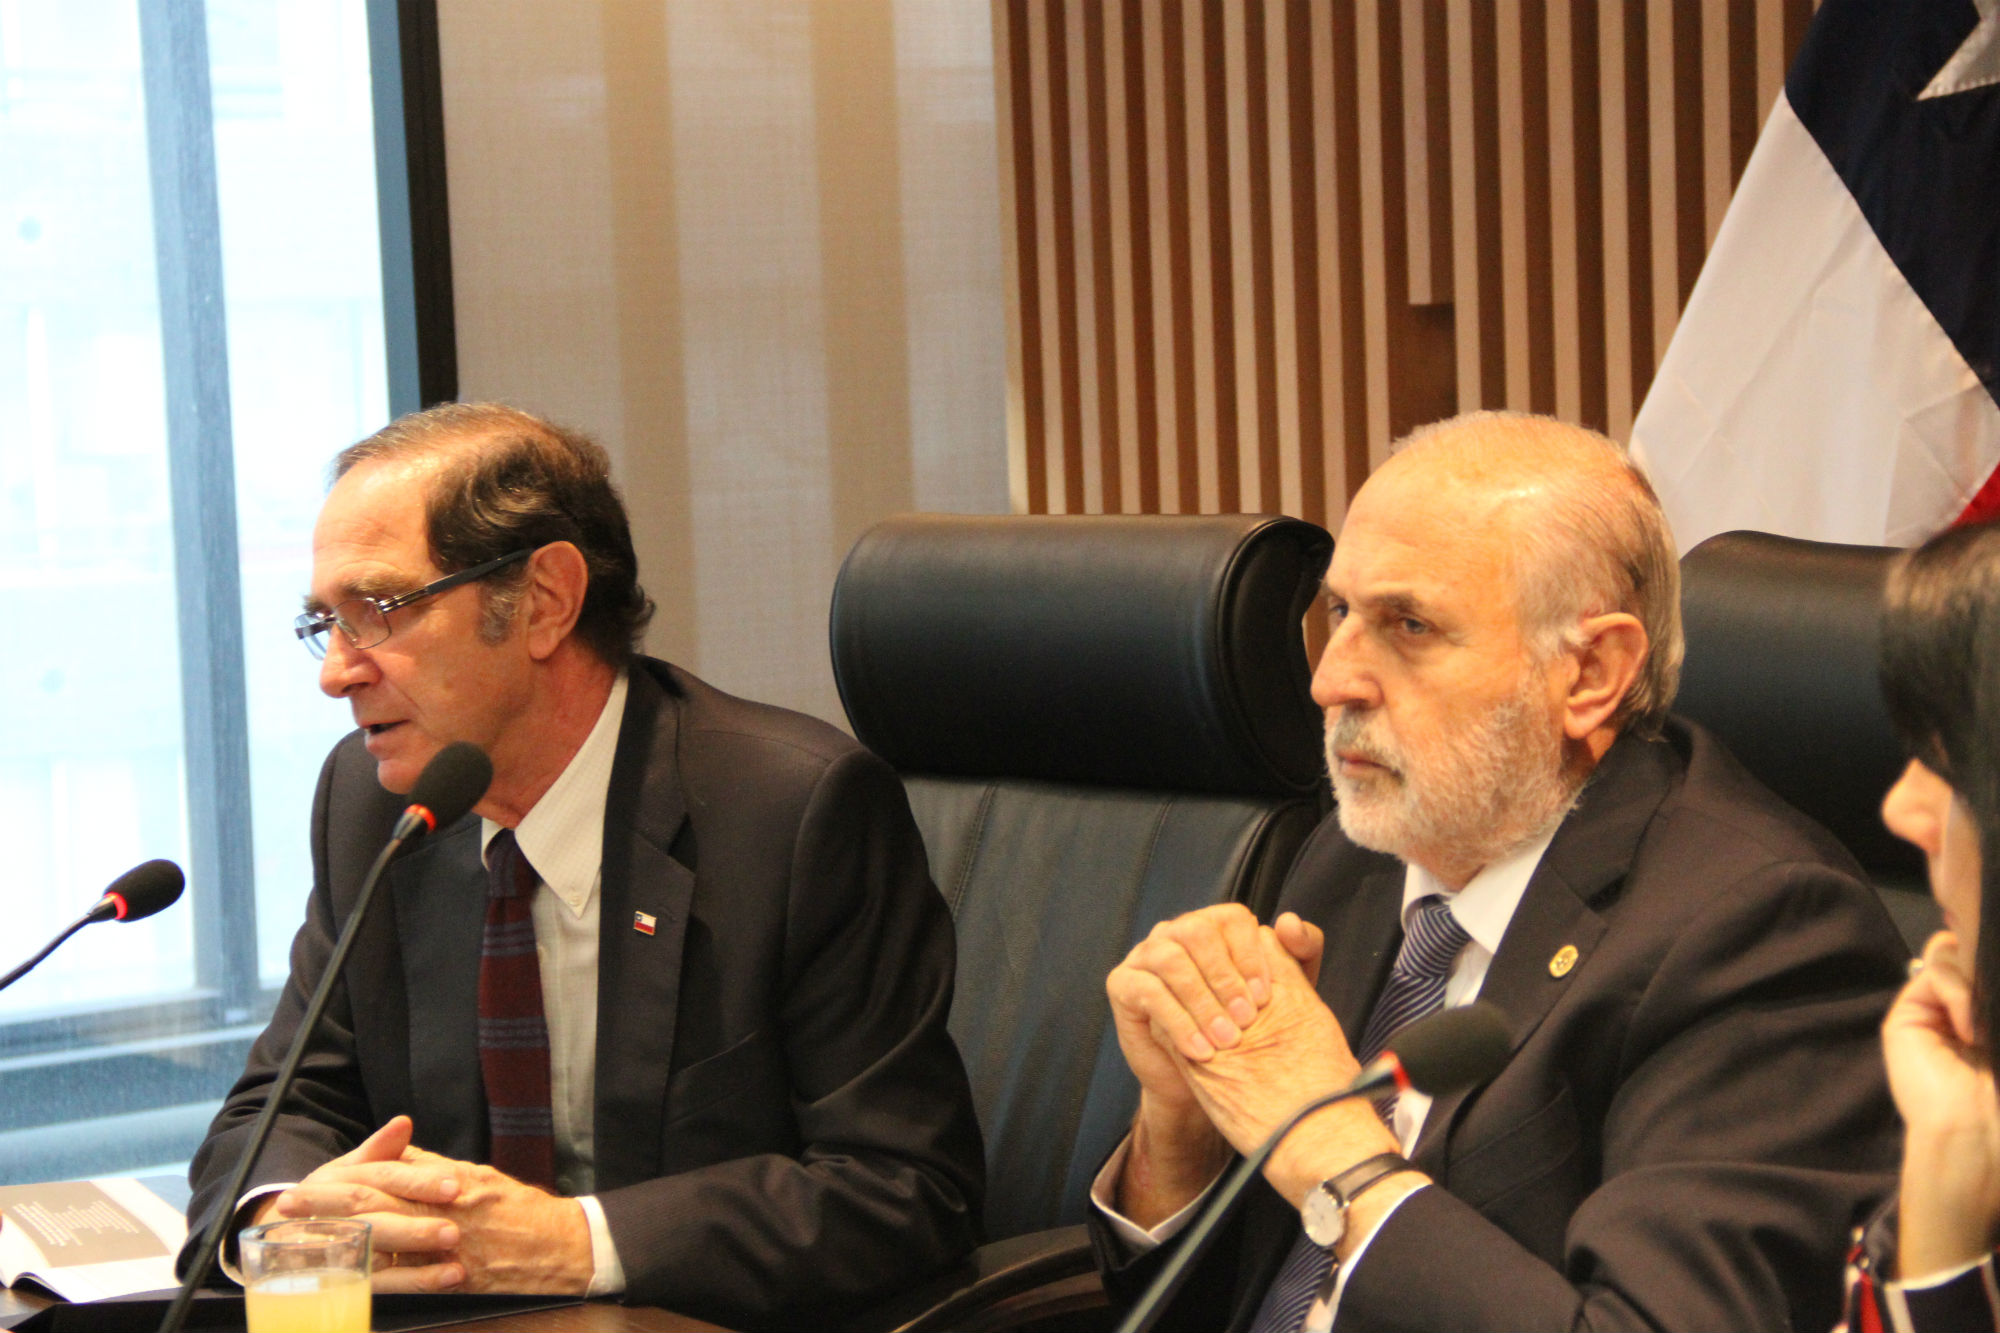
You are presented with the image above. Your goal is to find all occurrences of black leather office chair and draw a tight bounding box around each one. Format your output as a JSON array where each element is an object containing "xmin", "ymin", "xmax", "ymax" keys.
[
  {"xmin": 830, "ymin": 512, "xmax": 1332, "ymax": 1331},
  {"xmin": 1677, "ymin": 529, "xmax": 1937, "ymax": 948}
]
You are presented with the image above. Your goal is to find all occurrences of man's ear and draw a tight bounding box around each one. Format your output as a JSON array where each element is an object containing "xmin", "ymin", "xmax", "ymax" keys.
[
  {"xmin": 521, "ymin": 541, "xmax": 589, "ymax": 660},
  {"xmin": 1560, "ymin": 611, "xmax": 1648, "ymax": 741}
]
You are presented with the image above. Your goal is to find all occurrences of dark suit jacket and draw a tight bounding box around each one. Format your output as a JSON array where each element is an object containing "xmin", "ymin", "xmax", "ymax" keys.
[
  {"xmin": 1097, "ymin": 717, "xmax": 1905, "ymax": 1332},
  {"xmin": 186, "ymin": 658, "xmax": 985, "ymax": 1329}
]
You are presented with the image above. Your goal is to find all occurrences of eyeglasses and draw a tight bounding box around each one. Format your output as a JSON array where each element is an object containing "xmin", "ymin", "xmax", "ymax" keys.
[{"xmin": 294, "ymin": 548, "xmax": 535, "ymax": 660}]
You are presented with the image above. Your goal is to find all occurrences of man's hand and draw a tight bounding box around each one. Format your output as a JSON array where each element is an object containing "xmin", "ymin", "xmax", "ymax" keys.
[
  {"xmin": 1105, "ymin": 906, "xmax": 1327, "ymax": 1227},
  {"xmin": 269, "ymin": 1121, "xmax": 593, "ymax": 1294},
  {"xmin": 1887, "ymin": 932, "xmax": 2000, "ymax": 1279},
  {"xmin": 261, "ymin": 1117, "xmax": 466, "ymax": 1293},
  {"xmin": 1160, "ymin": 929, "xmax": 1420, "ymax": 1260},
  {"xmin": 1173, "ymin": 929, "xmax": 1402, "ymax": 1200},
  {"xmin": 394, "ymin": 1147, "xmax": 596, "ymax": 1295}
]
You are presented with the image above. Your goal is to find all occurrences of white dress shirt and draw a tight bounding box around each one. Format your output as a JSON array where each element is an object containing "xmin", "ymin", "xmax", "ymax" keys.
[
  {"xmin": 236, "ymin": 671, "xmax": 631, "ymax": 1295},
  {"xmin": 1090, "ymin": 822, "xmax": 1558, "ymax": 1331},
  {"xmin": 476, "ymin": 667, "xmax": 629, "ymax": 1296}
]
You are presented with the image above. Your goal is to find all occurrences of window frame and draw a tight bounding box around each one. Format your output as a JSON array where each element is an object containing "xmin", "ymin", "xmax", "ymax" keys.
[{"xmin": 0, "ymin": 0, "xmax": 457, "ymax": 1183}]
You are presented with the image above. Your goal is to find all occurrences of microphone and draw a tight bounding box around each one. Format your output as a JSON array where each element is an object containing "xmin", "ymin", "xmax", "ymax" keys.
[
  {"xmin": 392, "ymin": 741, "xmax": 493, "ymax": 841},
  {"xmin": 161, "ymin": 743, "xmax": 492, "ymax": 1333},
  {"xmin": 0, "ymin": 859, "xmax": 186, "ymax": 995},
  {"xmin": 1114, "ymin": 1001, "xmax": 1513, "ymax": 1333},
  {"xmin": 1337, "ymin": 1000, "xmax": 1514, "ymax": 1103},
  {"xmin": 85, "ymin": 858, "xmax": 187, "ymax": 924}
]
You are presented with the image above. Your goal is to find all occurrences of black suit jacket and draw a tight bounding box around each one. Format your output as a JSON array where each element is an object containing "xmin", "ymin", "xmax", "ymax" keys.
[
  {"xmin": 1098, "ymin": 718, "xmax": 1904, "ymax": 1332},
  {"xmin": 186, "ymin": 659, "xmax": 985, "ymax": 1329}
]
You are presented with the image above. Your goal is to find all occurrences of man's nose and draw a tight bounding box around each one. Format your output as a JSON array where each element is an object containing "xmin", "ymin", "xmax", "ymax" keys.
[
  {"xmin": 1310, "ymin": 615, "xmax": 1379, "ymax": 712},
  {"xmin": 318, "ymin": 630, "xmax": 376, "ymax": 699}
]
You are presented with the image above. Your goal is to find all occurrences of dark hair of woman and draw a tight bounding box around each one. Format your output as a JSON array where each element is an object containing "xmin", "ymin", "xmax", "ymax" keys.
[{"xmin": 1880, "ymin": 518, "xmax": 2000, "ymax": 1059}]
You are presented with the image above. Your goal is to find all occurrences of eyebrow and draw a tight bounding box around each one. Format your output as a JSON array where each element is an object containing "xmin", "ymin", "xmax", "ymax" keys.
[
  {"xmin": 300, "ymin": 571, "xmax": 418, "ymax": 616},
  {"xmin": 1369, "ymin": 591, "xmax": 1428, "ymax": 621},
  {"xmin": 1330, "ymin": 584, "xmax": 1431, "ymax": 621}
]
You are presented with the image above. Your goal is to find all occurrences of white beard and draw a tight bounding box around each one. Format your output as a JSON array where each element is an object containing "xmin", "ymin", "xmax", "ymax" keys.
[{"xmin": 1327, "ymin": 671, "xmax": 1580, "ymax": 876}]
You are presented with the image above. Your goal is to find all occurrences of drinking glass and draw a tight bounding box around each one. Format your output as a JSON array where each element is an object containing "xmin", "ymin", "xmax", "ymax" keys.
[{"xmin": 239, "ymin": 1217, "xmax": 373, "ymax": 1333}]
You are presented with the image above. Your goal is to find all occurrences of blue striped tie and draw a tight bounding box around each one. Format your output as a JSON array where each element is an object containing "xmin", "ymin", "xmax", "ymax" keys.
[{"xmin": 1245, "ymin": 895, "xmax": 1471, "ymax": 1333}]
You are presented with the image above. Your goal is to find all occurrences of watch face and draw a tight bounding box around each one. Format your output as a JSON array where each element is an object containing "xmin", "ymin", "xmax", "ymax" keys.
[{"xmin": 1301, "ymin": 1184, "xmax": 1346, "ymax": 1249}]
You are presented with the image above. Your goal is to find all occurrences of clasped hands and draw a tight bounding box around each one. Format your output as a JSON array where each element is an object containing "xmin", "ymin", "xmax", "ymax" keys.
[
  {"xmin": 251, "ymin": 1116, "xmax": 593, "ymax": 1294},
  {"xmin": 1106, "ymin": 904, "xmax": 1413, "ymax": 1236}
]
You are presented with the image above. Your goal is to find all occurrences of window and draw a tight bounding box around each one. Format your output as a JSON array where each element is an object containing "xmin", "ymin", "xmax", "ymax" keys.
[{"xmin": 0, "ymin": 0, "xmax": 445, "ymax": 1182}]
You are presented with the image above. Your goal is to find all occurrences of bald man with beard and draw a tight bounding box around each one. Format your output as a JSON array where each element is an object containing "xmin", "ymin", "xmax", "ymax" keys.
[{"xmin": 1093, "ymin": 413, "xmax": 1905, "ymax": 1333}]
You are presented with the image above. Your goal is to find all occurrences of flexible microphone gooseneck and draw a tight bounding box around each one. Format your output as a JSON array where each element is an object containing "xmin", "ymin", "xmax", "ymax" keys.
[
  {"xmin": 160, "ymin": 743, "xmax": 493, "ymax": 1333},
  {"xmin": 1113, "ymin": 1001, "xmax": 1513, "ymax": 1333},
  {"xmin": 0, "ymin": 859, "xmax": 185, "ymax": 995}
]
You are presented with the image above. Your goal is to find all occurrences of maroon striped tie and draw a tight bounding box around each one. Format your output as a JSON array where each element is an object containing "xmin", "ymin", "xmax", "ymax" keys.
[{"xmin": 479, "ymin": 829, "xmax": 557, "ymax": 1190}]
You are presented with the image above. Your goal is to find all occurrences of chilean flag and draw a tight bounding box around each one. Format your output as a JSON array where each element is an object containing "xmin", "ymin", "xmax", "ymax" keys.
[{"xmin": 1631, "ymin": 0, "xmax": 2000, "ymax": 551}]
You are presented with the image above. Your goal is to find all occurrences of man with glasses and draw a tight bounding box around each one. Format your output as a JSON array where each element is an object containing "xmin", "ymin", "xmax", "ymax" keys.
[{"xmin": 184, "ymin": 403, "xmax": 984, "ymax": 1330}]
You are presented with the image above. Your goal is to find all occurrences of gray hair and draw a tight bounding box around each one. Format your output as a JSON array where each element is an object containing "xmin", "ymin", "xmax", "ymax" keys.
[{"xmin": 1393, "ymin": 411, "xmax": 1684, "ymax": 736}]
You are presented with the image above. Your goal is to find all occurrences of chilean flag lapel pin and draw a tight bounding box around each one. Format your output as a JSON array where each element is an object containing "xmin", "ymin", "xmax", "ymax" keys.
[{"xmin": 633, "ymin": 911, "xmax": 657, "ymax": 936}]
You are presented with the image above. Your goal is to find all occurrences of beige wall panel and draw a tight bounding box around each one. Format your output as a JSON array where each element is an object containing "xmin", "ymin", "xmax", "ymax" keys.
[
  {"xmin": 1756, "ymin": 0, "xmax": 1786, "ymax": 127},
  {"xmin": 1546, "ymin": 0, "xmax": 1582, "ymax": 423},
  {"xmin": 660, "ymin": 4, "xmax": 841, "ymax": 720},
  {"xmin": 1218, "ymin": 0, "xmax": 1250, "ymax": 512},
  {"xmin": 1496, "ymin": 0, "xmax": 1531, "ymax": 409},
  {"xmin": 1063, "ymin": 0, "xmax": 1105, "ymax": 515},
  {"xmin": 1104, "ymin": 0, "xmax": 1142, "ymax": 513},
  {"xmin": 1646, "ymin": 0, "xmax": 1680, "ymax": 374},
  {"xmin": 1266, "ymin": 0, "xmax": 1305, "ymax": 520},
  {"xmin": 992, "ymin": 0, "xmax": 1033, "ymax": 511},
  {"xmin": 1599, "ymin": 0, "xmax": 1636, "ymax": 440},
  {"xmin": 439, "ymin": 0, "xmax": 1006, "ymax": 728},
  {"xmin": 1141, "ymin": 0, "xmax": 1183, "ymax": 512},
  {"xmin": 1355, "ymin": 0, "xmax": 1391, "ymax": 460},
  {"xmin": 1183, "ymin": 0, "xmax": 1222, "ymax": 512},
  {"xmin": 896, "ymin": 1, "xmax": 1011, "ymax": 517},
  {"xmin": 1701, "ymin": 0, "xmax": 1732, "ymax": 248},
  {"xmin": 1311, "ymin": 0, "xmax": 1354, "ymax": 515},
  {"xmin": 1399, "ymin": 0, "xmax": 1442, "ymax": 306},
  {"xmin": 1026, "ymin": 0, "xmax": 1067, "ymax": 514},
  {"xmin": 1446, "ymin": 0, "xmax": 1482, "ymax": 410}
]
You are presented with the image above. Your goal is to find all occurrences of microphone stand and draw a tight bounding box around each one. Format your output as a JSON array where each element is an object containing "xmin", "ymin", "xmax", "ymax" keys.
[
  {"xmin": 158, "ymin": 825, "xmax": 423, "ymax": 1333},
  {"xmin": 1112, "ymin": 1061, "xmax": 1408, "ymax": 1333},
  {"xmin": 0, "ymin": 913, "xmax": 100, "ymax": 995}
]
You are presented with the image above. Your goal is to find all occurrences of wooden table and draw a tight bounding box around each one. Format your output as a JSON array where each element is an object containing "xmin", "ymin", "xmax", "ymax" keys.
[
  {"xmin": 387, "ymin": 1306, "xmax": 726, "ymax": 1332},
  {"xmin": 0, "ymin": 1287, "xmax": 729, "ymax": 1332}
]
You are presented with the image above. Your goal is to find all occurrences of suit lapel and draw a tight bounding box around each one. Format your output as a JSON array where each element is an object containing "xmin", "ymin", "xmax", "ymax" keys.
[
  {"xmin": 393, "ymin": 817, "xmax": 488, "ymax": 1159},
  {"xmin": 1312, "ymin": 857, "xmax": 1405, "ymax": 1050},
  {"xmin": 1412, "ymin": 732, "xmax": 1676, "ymax": 1169},
  {"xmin": 592, "ymin": 663, "xmax": 696, "ymax": 1190}
]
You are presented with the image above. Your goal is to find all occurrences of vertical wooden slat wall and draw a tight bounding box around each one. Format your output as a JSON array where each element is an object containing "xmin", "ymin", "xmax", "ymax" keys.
[{"xmin": 993, "ymin": 0, "xmax": 1815, "ymax": 535}]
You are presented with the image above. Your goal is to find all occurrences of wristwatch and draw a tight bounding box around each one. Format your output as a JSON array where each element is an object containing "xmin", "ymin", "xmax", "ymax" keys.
[{"xmin": 1300, "ymin": 1151, "xmax": 1416, "ymax": 1249}]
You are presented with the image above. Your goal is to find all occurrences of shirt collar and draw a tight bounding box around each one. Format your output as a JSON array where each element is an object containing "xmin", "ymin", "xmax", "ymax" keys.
[
  {"xmin": 480, "ymin": 669, "xmax": 629, "ymax": 918},
  {"xmin": 1400, "ymin": 820, "xmax": 1561, "ymax": 958}
]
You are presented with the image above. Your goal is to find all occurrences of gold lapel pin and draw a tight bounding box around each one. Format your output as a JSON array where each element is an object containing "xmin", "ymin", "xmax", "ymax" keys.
[{"xmin": 1549, "ymin": 944, "xmax": 1579, "ymax": 978}]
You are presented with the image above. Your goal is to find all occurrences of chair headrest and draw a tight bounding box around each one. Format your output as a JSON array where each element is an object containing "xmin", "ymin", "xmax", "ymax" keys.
[
  {"xmin": 830, "ymin": 513, "xmax": 1333, "ymax": 797},
  {"xmin": 1677, "ymin": 530, "xmax": 1921, "ymax": 883}
]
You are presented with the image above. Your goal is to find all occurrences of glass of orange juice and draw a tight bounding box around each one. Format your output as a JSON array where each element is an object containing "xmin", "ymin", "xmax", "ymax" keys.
[{"xmin": 239, "ymin": 1218, "xmax": 372, "ymax": 1333}]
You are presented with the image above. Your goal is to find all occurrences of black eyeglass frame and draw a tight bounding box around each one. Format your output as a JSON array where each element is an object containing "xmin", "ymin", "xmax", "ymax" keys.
[{"xmin": 293, "ymin": 547, "xmax": 537, "ymax": 659}]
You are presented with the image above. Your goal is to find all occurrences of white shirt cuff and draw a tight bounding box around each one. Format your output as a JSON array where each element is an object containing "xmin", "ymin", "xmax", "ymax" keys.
[
  {"xmin": 1088, "ymin": 1133, "xmax": 1226, "ymax": 1254},
  {"xmin": 576, "ymin": 1194, "xmax": 625, "ymax": 1296},
  {"xmin": 218, "ymin": 1184, "xmax": 292, "ymax": 1284},
  {"xmin": 1891, "ymin": 1253, "xmax": 1991, "ymax": 1292}
]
